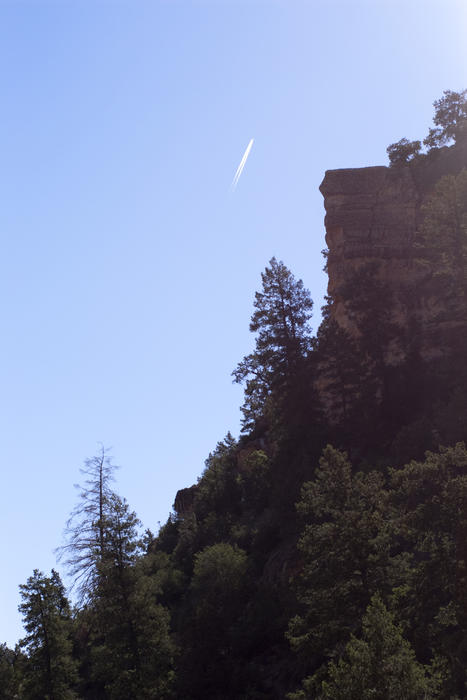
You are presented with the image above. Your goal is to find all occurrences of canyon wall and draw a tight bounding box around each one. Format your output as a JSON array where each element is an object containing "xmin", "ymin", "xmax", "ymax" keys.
[{"xmin": 320, "ymin": 143, "xmax": 467, "ymax": 365}]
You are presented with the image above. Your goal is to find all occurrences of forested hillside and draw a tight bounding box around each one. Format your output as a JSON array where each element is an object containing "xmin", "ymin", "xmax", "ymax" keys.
[{"xmin": 2, "ymin": 90, "xmax": 467, "ymax": 699}]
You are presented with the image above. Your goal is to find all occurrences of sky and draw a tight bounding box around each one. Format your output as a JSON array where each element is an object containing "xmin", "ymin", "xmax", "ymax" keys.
[{"xmin": 1, "ymin": 0, "xmax": 466, "ymax": 646}]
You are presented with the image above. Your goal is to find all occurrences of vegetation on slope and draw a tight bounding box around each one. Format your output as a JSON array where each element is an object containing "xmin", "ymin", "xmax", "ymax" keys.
[{"xmin": 2, "ymin": 91, "xmax": 467, "ymax": 699}]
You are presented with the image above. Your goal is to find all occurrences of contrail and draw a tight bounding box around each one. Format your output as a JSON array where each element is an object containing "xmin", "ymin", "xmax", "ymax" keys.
[{"xmin": 231, "ymin": 138, "xmax": 254, "ymax": 190}]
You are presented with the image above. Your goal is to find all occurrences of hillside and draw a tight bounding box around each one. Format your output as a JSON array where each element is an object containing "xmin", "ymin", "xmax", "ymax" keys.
[{"xmin": 3, "ymin": 91, "xmax": 467, "ymax": 699}]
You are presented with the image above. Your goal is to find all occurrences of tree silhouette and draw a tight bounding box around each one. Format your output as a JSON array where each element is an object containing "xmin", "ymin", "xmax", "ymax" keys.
[{"xmin": 233, "ymin": 257, "xmax": 313, "ymax": 429}]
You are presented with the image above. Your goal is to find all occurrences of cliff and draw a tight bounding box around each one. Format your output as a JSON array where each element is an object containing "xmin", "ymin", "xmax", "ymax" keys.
[{"xmin": 320, "ymin": 143, "xmax": 467, "ymax": 366}]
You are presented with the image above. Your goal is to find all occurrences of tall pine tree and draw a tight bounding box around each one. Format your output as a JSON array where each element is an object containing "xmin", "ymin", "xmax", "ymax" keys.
[
  {"xmin": 18, "ymin": 569, "xmax": 78, "ymax": 700},
  {"xmin": 233, "ymin": 257, "xmax": 313, "ymax": 431}
]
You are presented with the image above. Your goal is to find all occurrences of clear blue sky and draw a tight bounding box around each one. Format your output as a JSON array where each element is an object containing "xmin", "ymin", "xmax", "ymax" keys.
[{"xmin": 1, "ymin": 0, "xmax": 466, "ymax": 646}]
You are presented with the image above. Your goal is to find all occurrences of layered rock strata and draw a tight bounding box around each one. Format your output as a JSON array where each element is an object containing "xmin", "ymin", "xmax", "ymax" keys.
[{"xmin": 320, "ymin": 144, "xmax": 467, "ymax": 365}]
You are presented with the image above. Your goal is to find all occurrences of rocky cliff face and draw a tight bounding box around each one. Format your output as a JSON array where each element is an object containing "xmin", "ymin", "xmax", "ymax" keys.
[
  {"xmin": 320, "ymin": 144, "xmax": 467, "ymax": 366},
  {"xmin": 321, "ymin": 165, "xmax": 420, "ymax": 361}
]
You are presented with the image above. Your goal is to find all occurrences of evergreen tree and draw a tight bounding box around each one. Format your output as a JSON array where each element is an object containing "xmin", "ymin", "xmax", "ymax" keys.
[
  {"xmin": 389, "ymin": 443, "xmax": 467, "ymax": 696},
  {"xmin": 87, "ymin": 494, "xmax": 175, "ymax": 699},
  {"xmin": 177, "ymin": 543, "xmax": 250, "ymax": 699},
  {"xmin": 314, "ymin": 298, "xmax": 365, "ymax": 428},
  {"xmin": 18, "ymin": 569, "xmax": 78, "ymax": 700},
  {"xmin": 317, "ymin": 595, "xmax": 434, "ymax": 700},
  {"xmin": 0, "ymin": 643, "xmax": 20, "ymax": 699},
  {"xmin": 288, "ymin": 447, "xmax": 391, "ymax": 686},
  {"xmin": 191, "ymin": 433, "xmax": 242, "ymax": 547},
  {"xmin": 233, "ymin": 257, "xmax": 313, "ymax": 430}
]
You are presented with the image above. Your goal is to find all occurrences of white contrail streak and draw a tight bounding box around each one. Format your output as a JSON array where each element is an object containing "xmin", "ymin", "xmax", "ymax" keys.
[{"xmin": 231, "ymin": 138, "xmax": 254, "ymax": 190}]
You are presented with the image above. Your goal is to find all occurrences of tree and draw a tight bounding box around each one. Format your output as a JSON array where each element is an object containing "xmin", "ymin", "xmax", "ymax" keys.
[
  {"xmin": 314, "ymin": 297, "xmax": 366, "ymax": 426},
  {"xmin": 233, "ymin": 257, "xmax": 313, "ymax": 429},
  {"xmin": 18, "ymin": 569, "xmax": 78, "ymax": 700},
  {"xmin": 424, "ymin": 89, "xmax": 467, "ymax": 150},
  {"xmin": 0, "ymin": 644, "xmax": 20, "ymax": 699},
  {"xmin": 419, "ymin": 168, "xmax": 467, "ymax": 292},
  {"xmin": 177, "ymin": 543, "xmax": 250, "ymax": 699},
  {"xmin": 385, "ymin": 90, "xmax": 467, "ymax": 163},
  {"xmin": 288, "ymin": 447, "xmax": 391, "ymax": 687},
  {"xmin": 325, "ymin": 266, "xmax": 401, "ymax": 453},
  {"xmin": 190, "ymin": 433, "xmax": 243, "ymax": 547},
  {"xmin": 386, "ymin": 138, "xmax": 421, "ymax": 166},
  {"xmin": 57, "ymin": 446, "xmax": 118, "ymax": 602},
  {"xmin": 389, "ymin": 444, "xmax": 467, "ymax": 697},
  {"xmin": 317, "ymin": 595, "xmax": 435, "ymax": 700},
  {"xmin": 84, "ymin": 494, "xmax": 175, "ymax": 699}
]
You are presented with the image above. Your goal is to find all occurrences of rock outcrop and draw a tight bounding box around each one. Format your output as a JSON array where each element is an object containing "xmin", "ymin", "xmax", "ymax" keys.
[
  {"xmin": 173, "ymin": 484, "xmax": 197, "ymax": 516},
  {"xmin": 320, "ymin": 143, "xmax": 467, "ymax": 366}
]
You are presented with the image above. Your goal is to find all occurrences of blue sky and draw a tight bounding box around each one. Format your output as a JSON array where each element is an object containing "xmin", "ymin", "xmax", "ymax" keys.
[{"xmin": 1, "ymin": 0, "xmax": 466, "ymax": 646}]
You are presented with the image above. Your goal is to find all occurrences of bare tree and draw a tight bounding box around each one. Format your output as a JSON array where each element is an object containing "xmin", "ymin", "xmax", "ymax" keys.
[{"xmin": 56, "ymin": 445, "xmax": 118, "ymax": 602}]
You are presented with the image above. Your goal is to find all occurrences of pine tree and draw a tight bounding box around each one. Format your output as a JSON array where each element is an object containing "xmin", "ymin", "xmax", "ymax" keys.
[
  {"xmin": 18, "ymin": 569, "xmax": 78, "ymax": 700},
  {"xmin": 319, "ymin": 595, "xmax": 434, "ymax": 699},
  {"xmin": 0, "ymin": 643, "xmax": 20, "ymax": 699},
  {"xmin": 389, "ymin": 443, "xmax": 467, "ymax": 696},
  {"xmin": 233, "ymin": 257, "xmax": 313, "ymax": 430},
  {"xmin": 88, "ymin": 494, "xmax": 175, "ymax": 699},
  {"xmin": 177, "ymin": 543, "xmax": 250, "ymax": 699},
  {"xmin": 288, "ymin": 447, "xmax": 391, "ymax": 685},
  {"xmin": 314, "ymin": 298, "xmax": 364, "ymax": 426}
]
